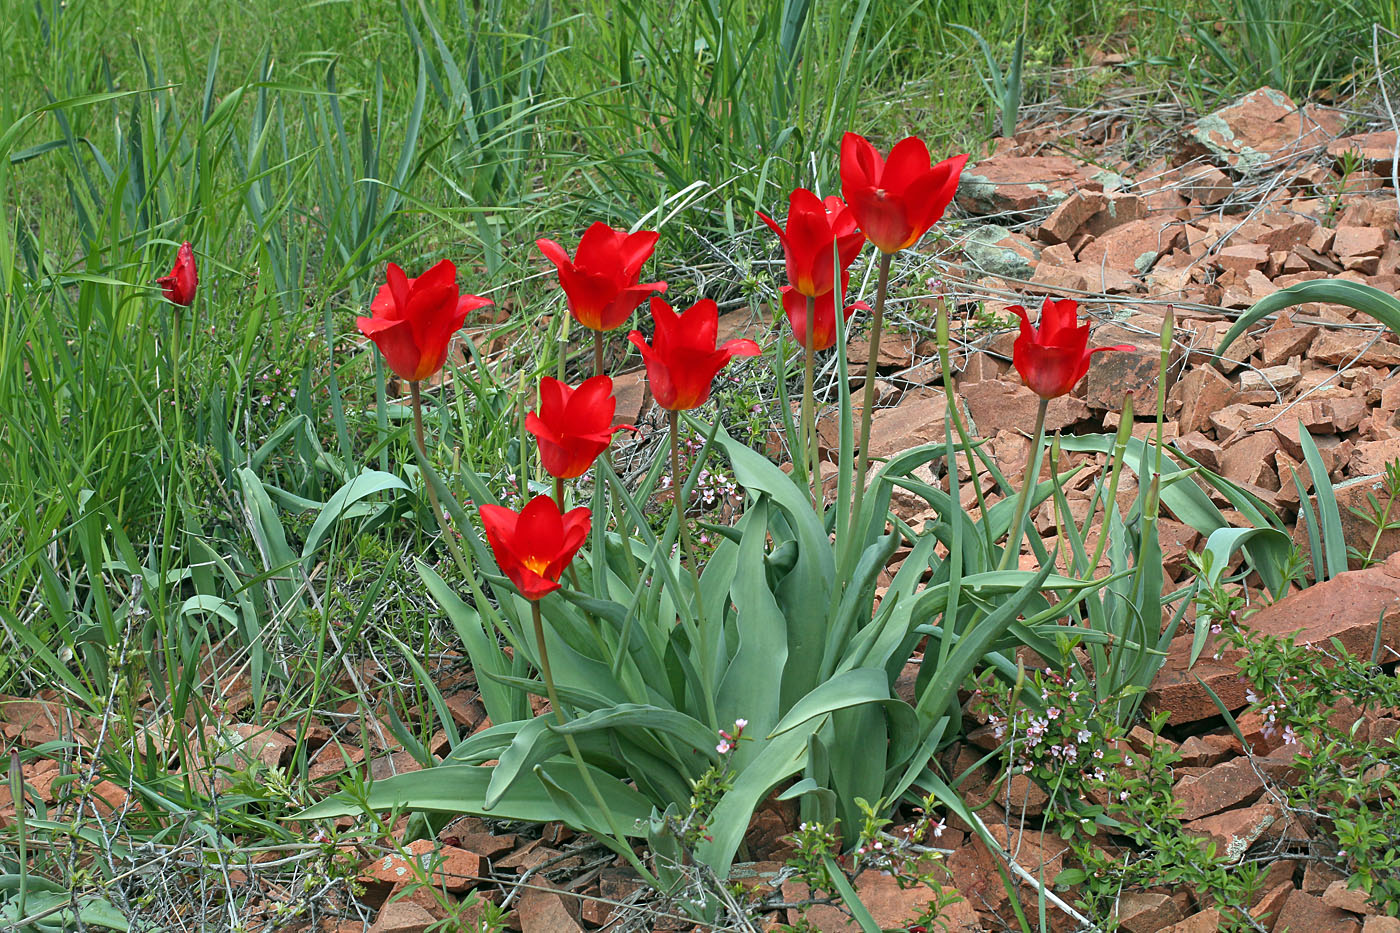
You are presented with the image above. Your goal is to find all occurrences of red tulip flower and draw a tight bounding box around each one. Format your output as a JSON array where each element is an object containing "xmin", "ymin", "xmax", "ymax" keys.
[
  {"xmin": 628, "ymin": 297, "xmax": 761, "ymax": 411},
  {"xmin": 157, "ymin": 242, "xmax": 198, "ymax": 306},
  {"xmin": 1009, "ymin": 298, "xmax": 1134, "ymax": 400},
  {"xmin": 525, "ymin": 375, "xmax": 633, "ymax": 479},
  {"xmin": 840, "ymin": 134, "xmax": 968, "ymax": 254},
  {"xmin": 756, "ymin": 190, "xmax": 865, "ymax": 298},
  {"xmin": 479, "ymin": 495, "xmax": 591, "ymax": 601},
  {"xmin": 536, "ymin": 222, "xmax": 668, "ymax": 332},
  {"xmin": 780, "ymin": 281, "xmax": 870, "ymax": 352},
  {"xmin": 357, "ymin": 259, "xmax": 491, "ymax": 383}
]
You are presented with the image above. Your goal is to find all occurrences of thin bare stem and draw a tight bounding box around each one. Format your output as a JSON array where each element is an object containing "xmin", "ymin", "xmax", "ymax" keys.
[
  {"xmin": 851, "ymin": 250, "xmax": 893, "ymax": 524},
  {"xmin": 669, "ymin": 410, "xmax": 719, "ymax": 729},
  {"xmin": 802, "ymin": 294, "xmax": 818, "ymax": 508},
  {"xmin": 594, "ymin": 328, "xmax": 605, "ymax": 379},
  {"xmin": 998, "ymin": 397, "xmax": 1049, "ymax": 572},
  {"xmin": 531, "ymin": 601, "xmax": 657, "ymax": 886},
  {"xmin": 410, "ymin": 381, "xmax": 472, "ymax": 579}
]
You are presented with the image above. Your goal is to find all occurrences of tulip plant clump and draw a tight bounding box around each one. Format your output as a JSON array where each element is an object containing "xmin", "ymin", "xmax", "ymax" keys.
[{"xmin": 294, "ymin": 131, "xmax": 1144, "ymax": 895}]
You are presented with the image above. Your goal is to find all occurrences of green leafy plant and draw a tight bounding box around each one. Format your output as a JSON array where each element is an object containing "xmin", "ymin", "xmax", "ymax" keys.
[
  {"xmin": 950, "ymin": 22, "xmax": 1026, "ymax": 138},
  {"xmin": 299, "ymin": 291, "xmax": 1136, "ymax": 894},
  {"xmin": 1217, "ymin": 621, "xmax": 1400, "ymax": 912}
]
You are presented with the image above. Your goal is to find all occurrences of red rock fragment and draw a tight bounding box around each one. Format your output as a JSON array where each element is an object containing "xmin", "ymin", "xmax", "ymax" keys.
[{"xmin": 1275, "ymin": 889, "xmax": 1361, "ymax": 933}]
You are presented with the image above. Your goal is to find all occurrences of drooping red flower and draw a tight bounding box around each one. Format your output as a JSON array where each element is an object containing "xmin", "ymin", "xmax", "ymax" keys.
[
  {"xmin": 156, "ymin": 241, "xmax": 198, "ymax": 306},
  {"xmin": 479, "ymin": 495, "xmax": 591, "ymax": 601},
  {"xmin": 780, "ymin": 280, "xmax": 870, "ymax": 352},
  {"xmin": 356, "ymin": 259, "xmax": 491, "ymax": 383},
  {"xmin": 536, "ymin": 222, "xmax": 668, "ymax": 332},
  {"xmin": 840, "ymin": 134, "xmax": 968, "ymax": 254},
  {"xmin": 1009, "ymin": 298, "xmax": 1134, "ymax": 400},
  {"xmin": 525, "ymin": 375, "xmax": 633, "ymax": 479},
  {"xmin": 628, "ymin": 297, "xmax": 761, "ymax": 411},
  {"xmin": 756, "ymin": 189, "xmax": 865, "ymax": 298}
]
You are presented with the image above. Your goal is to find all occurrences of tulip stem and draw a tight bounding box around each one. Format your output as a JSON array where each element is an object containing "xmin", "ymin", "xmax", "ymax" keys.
[
  {"xmin": 555, "ymin": 476, "xmax": 587, "ymax": 592},
  {"xmin": 802, "ymin": 294, "xmax": 818, "ymax": 508},
  {"xmin": 593, "ymin": 328, "xmax": 605, "ymax": 379},
  {"xmin": 669, "ymin": 410, "xmax": 719, "ymax": 730},
  {"xmin": 532, "ymin": 601, "xmax": 657, "ymax": 886},
  {"xmin": 851, "ymin": 249, "xmax": 892, "ymax": 527},
  {"xmin": 998, "ymin": 396, "xmax": 1049, "ymax": 572},
  {"xmin": 408, "ymin": 378, "xmax": 450, "ymax": 537}
]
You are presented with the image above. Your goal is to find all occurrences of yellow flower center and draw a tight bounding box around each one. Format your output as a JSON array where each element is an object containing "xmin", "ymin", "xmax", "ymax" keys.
[{"xmin": 522, "ymin": 556, "xmax": 550, "ymax": 577}]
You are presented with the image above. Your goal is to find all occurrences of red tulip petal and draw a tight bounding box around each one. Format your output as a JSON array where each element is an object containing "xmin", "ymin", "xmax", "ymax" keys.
[
  {"xmin": 536, "ymin": 238, "xmax": 574, "ymax": 274},
  {"xmin": 479, "ymin": 503, "xmax": 522, "ymax": 567},
  {"xmin": 881, "ymin": 136, "xmax": 932, "ymax": 193},
  {"xmin": 679, "ymin": 299, "xmax": 720, "ymax": 352},
  {"xmin": 630, "ymin": 328, "xmax": 677, "ymax": 410},
  {"xmin": 1007, "ymin": 305, "xmax": 1034, "ymax": 340},
  {"xmin": 647, "ymin": 297, "xmax": 681, "ymax": 348},
  {"xmin": 837, "ymin": 229, "xmax": 867, "ymax": 272},
  {"xmin": 846, "ymin": 186, "xmax": 912, "ymax": 255},
  {"xmin": 559, "ymin": 269, "xmax": 623, "ymax": 331},
  {"xmin": 516, "ymin": 495, "xmax": 564, "ymax": 557},
  {"xmin": 840, "ymin": 132, "xmax": 881, "ymax": 195},
  {"xmin": 369, "ymin": 282, "xmax": 398, "ymax": 317},
  {"xmin": 719, "ymin": 337, "xmax": 762, "ymax": 359},
  {"xmin": 1038, "ymin": 297, "xmax": 1081, "ymax": 342},
  {"xmin": 574, "ymin": 222, "xmax": 623, "ymax": 276},
  {"xmin": 356, "ymin": 315, "xmax": 425, "ymax": 382},
  {"xmin": 537, "ymin": 376, "xmax": 572, "ymax": 424},
  {"xmin": 595, "ymin": 281, "xmax": 661, "ymax": 331},
  {"xmin": 756, "ymin": 210, "xmax": 788, "ymax": 245},
  {"xmin": 386, "ymin": 263, "xmax": 412, "ymax": 319},
  {"xmin": 456, "ymin": 294, "xmax": 492, "ymax": 318},
  {"xmin": 618, "ymin": 230, "xmax": 661, "ymax": 281},
  {"xmin": 1014, "ymin": 334, "xmax": 1085, "ymax": 400},
  {"xmin": 524, "ymin": 410, "xmax": 564, "ymax": 448},
  {"xmin": 567, "ymin": 374, "xmax": 617, "ymax": 431},
  {"xmin": 902, "ymin": 153, "xmax": 967, "ymax": 237}
]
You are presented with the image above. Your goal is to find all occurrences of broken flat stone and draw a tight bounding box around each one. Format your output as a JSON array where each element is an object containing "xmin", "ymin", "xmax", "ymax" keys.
[
  {"xmin": 956, "ymin": 155, "xmax": 1093, "ymax": 215},
  {"xmin": 1183, "ymin": 87, "xmax": 1346, "ymax": 171}
]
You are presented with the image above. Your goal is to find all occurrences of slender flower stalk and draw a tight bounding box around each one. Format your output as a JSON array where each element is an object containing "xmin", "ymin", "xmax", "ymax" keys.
[
  {"xmin": 935, "ymin": 301, "xmax": 996, "ymax": 553},
  {"xmin": 531, "ymin": 601, "xmax": 657, "ymax": 885},
  {"xmin": 594, "ymin": 329, "xmax": 606, "ymax": 379},
  {"xmin": 998, "ymin": 397, "xmax": 1049, "ymax": 572},
  {"xmin": 802, "ymin": 294, "xmax": 818, "ymax": 506},
  {"xmin": 669, "ymin": 410, "xmax": 720, "ymax": 731},
  {"xmin": 157, "ymin": 241, "xmax": 197, "ymax": 463},
  {"xmin": 669, "ymin": 415, "xmax": 704, "ymax": 610},
  {"xmin": 851, "ymin": 250, "xmax": 892, "ymax": 523},
  {"xmin": 1089, "ymin": 395, "xmax": 1135, "ymax": 573},
  {"xmin": 409, "ymin": 382, "xmax": 453, "ymax": 533}
]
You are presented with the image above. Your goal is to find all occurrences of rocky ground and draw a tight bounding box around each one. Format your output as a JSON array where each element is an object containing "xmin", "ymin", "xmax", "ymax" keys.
[{"xmin": 4, "ymin": 84, "xmax": 1400, "ymax": 933}]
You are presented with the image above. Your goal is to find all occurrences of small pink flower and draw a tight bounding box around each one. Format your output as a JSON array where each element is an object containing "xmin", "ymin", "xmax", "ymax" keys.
[{"xmin": 717, "ymin": 741, "xmax": 731, "ymax": 755}]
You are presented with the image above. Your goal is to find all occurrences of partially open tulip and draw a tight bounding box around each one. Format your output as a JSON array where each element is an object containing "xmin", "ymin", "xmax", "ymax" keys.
[
  {"xmin": 479, "ymin": 495, "xmax": 591, "ymax": 601},
  {"xmin": 1009, "ymin": 298, "xmax": 1134, "ymax": 400},
  {"xmin": 357, "ymin": 259, "xmax": 491, "ymax": 383},
  {"xmin": 525, "ymin": 375, "xmax": 633, "ymax": 479},
  {"xmin": 157, "ymin": 242, "xmax": 198, "ymax": 306},
  {"xmin": 628, "ymin": 297, "xmax": 761, "ymax": 411},
  {"xmin": 536, "ymin": 222, "xmax": 668, "ymax": 332},
  {"xmin": 756, "ymin": 190, "xmax": 865, "ymax": 298},
  {"xmin": 780, "ymin": 282, "xmax": 870, "ymax": 352},
  {"xmin": 840, "ymin": 134, "xmax": 968, "ymax": 254}
]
